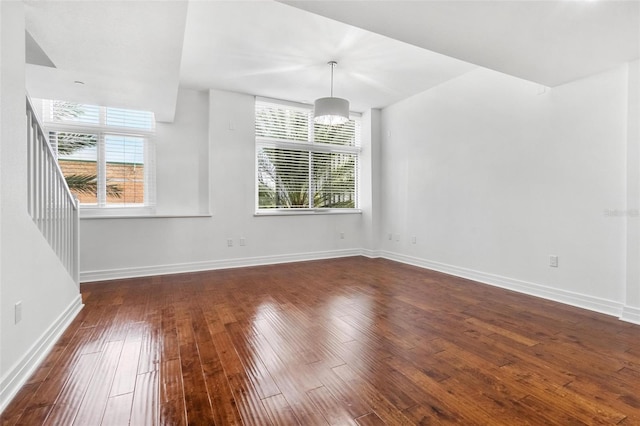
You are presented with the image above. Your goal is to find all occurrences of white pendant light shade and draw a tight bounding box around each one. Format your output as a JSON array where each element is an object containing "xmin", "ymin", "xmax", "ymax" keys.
[
  {"xmin": 313, "ymin": 97, "xmax": 350, "ymax": 126},
  {"xmin": 313, "ymin": 61, "xmax": 350, "ymax": 126}
]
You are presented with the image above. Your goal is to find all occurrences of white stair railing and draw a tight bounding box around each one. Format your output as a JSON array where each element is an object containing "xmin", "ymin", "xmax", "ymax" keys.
[{"xmin": 26, "ymin": 96, "xmax": 80, "ymax": 284}]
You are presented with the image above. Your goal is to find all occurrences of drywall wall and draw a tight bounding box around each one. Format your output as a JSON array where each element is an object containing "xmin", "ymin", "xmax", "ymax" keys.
[
  {"xmin": 155, "ymin": 89, "xmax": 210, "ymax": 215},
  {"xmin": 379, "ymin": 65, "xmax": 630, "ymax": 316},
  {"xmin": 0, "ymin": 2, "xmax": 81, "ymax": 411},
  {"xmin": 624, "ymin": 59, "xmax": 640, "ymax": 323},
  {"xmin": 79, "ymin": 89, "xmax": 366, "ymax": 280},
  {"xmin": 0, "ymin": 2, "xmax": 4, "ymax": 408},
  {"xmin": 359, "ymin": 108, "xmax": 382, "ymax": 253}
]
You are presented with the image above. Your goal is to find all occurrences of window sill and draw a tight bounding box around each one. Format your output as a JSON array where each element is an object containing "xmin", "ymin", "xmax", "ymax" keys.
[
  {"xmin": 80, "ymin": 214, "xmax": 213, "ymax": 220},
  {"xmin": 254, "ymin": 209, "xmax": 362, "ymax": 217},
  {"xmin": 80, "ymin": 206, "xmax": 212, "ymax": 220}
]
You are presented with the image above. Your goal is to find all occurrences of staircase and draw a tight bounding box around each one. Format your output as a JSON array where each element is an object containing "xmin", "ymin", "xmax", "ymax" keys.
[{"xmin": 25, "ymin": 96, "xmax": 80, "ymax": 283}]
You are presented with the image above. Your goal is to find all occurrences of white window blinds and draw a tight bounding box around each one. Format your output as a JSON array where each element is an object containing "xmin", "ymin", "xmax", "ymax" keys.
[
  {"xmin": 38, "ymin": 99, "xmax": 155, "ymax": 209},
  {"xmin": 256, "ymin": 98, "xmax": 360, "ymax": 211}
]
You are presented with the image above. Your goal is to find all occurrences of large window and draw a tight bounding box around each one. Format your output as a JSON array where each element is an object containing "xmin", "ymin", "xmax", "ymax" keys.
[
  {"xmin": 255, "ymin": 98, "xmax": 361, "ymax": 213},
  {"xmin": 38, "ymin": 100, "xmax": 155, "ymax": 210}
]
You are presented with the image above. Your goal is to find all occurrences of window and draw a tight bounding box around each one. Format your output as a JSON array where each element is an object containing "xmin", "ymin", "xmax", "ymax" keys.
[
  {"xmin": 255, "ymin": 98, "xmax": 361, "ymax": 213},
  {"xmin": 39, "ymin": 100, "xmax": 155, "ymax": 211}
]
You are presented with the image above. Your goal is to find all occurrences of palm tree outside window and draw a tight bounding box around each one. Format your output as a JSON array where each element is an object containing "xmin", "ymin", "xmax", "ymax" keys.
[
  {"xmin": 255, "ymin": 98, "xmax": 361, "ymax": 213},
  {"xmin": 36, "ymin": 99, "xmax": 155, "ymax": 209}
]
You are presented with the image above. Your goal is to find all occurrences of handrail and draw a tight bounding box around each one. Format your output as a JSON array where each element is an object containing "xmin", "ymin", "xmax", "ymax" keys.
[{"xmin": 26, "ymin": 96, "xmax": 80, "ymax": 284}]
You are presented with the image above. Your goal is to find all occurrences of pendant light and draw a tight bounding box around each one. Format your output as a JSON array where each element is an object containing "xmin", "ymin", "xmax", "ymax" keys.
[{"xmin": 314, "ymin": 61, "xmax": 350, "ymax": 126}]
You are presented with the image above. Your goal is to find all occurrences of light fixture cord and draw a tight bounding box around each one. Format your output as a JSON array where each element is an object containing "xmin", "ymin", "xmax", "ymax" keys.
[
  {"xmin": 331, "ymin": 64, "xmax": 333, "ymax": 98},
  {"xmin": 328, "ymin": 61, "xmax": 337, "ymax": 97}
]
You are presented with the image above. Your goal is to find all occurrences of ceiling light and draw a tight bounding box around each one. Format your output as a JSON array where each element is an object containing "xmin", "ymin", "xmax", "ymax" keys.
[{"xmin": 314, "ymin": 61, "xmax": 350, "ymax": 126}]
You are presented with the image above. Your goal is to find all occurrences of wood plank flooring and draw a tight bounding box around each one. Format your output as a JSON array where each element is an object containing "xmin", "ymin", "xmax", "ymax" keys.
[{"xmin": 2, "ymin": 256, "xmax": 639, "ymax": 425}]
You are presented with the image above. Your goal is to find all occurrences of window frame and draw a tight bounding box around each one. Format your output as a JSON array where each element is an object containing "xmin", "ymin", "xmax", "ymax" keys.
[
  {"xmin": 255, "ymin": 97, "xmax": 362, "ymax": 216},
  {"xmin": 40, "ymin": 100, "xmax": 156, "ymax": 217}
]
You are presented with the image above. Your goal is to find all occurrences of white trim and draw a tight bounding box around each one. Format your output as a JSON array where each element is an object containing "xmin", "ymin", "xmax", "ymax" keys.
[
  {"xmin": 44, "ymin": 121, "xmax": 155, "ymax": 138},
  {"xmin": 0, "ymin": 295, "xmax": 84, "ymax": 413},
  {"xmin": 81, "ymin": 213, "xmax": 212, "ymax": 220},
  {"xmin": 80, "ymin": 249, "xmax": 362, "ymax": 282},
  {"xmin": 380, "ymin": 250, "xmax": 625, "ymax": 319},
  {"xmin": 254, "ymin": 209, "xmax": 362, "ymax": 216},
  {"xmin": 256, "ymin": 96, "xmax": 312, "ymax": 112},
  {"xmin": 621, "ymin": 305, "xmax": 640, "ymax": 325},
  {"xmin": 360, "ymin": 248, "xmax": 382, "ymax": 258},
  {"xmin": 80, "ymin": 206, "xmax": 156, "ymax": 218}
]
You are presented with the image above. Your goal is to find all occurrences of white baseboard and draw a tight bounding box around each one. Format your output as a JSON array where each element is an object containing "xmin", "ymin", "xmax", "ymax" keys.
[
  {"xmin": 380, "ymin": 250, "xmax": 626, "ymax": 320},
  {"xmin": 80, "ymin": 249, "xmax": 363, "ymax": 282},
  {"xmin": 0, "ymin": 295, "xmax": 84, "ymax": 413},
  {"xmin": 360, "ymin": 248, "xmax": 382, "ymax": 258},
  {"xmin": 621, "ymin": 305, "xmax": 640, "ymax": 325}
]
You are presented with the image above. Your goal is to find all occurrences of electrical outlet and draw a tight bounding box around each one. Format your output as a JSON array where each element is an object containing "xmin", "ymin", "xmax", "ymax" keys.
[
  {"xmin": 340, "ymin": 232, "xmax": 345, "ymax": 240},
  {"xmin": 411, "ymin": 236, "xmax": 417, "ymax": 244},
  {"xmin": 549, "ymin": 255, "xmax": 558, "ymax": 267},
  {"xmin": 388, "ymin": 233, "xmax": 392, "ymax": 241},
  {"xmin": 15, "ymin": 301, "xmax": 22, "ymax": 324},
  {"xmin": 239, "ymin": 237, "xmax": 246, "ymax": 246},
  {"xmin": 227, "ymin": 239, "xmax": 233, "ymax": 247}
]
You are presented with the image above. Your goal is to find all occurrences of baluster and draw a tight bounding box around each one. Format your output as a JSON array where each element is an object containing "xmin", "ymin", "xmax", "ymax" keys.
[
  {"xmin": 35, "ymin": 126, "xmax": 40, "ymax": 225},
  {"xmin": 62, "ymin": 187, "xmax": 68, "ymax": 269},
  {"xmin": 74, "ymin": 202, "xmax": 80, "ymax": 282},
  {"xmin": 56, "ymin": 175, "xmax": 61, "ymax": 257},
  {"xmin": 27, "ymin": 112, "xmax": 33, "ymax": 217},
  {"xmin": 44, "ymin": 153, "xmax": 49, "ymax": 242},
  {"xmin": 40, "ymin": 141, "xmax": 45, "ymax": 233}
]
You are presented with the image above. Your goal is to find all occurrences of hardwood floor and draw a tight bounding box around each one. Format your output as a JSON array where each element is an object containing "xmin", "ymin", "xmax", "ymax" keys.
[{"xmin": 2, "ymin": 256, "xmax": 639, "ymax": 425}]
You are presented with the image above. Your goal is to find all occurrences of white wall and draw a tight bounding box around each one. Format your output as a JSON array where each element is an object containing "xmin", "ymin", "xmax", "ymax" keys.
[
  {"xmin": 80, "ymin": 89, "xmax": 367, "ymax": 281},
  {"xmin": 624, "ymin": 59, "xmax": 640, "ymax": 323},
  {"xmin": 379, "ymin": 65, "xmax": 631, "ymax": 317},
  {"xmin": 359, "ymin": 109, "xmax": 382, "ymax": 253},
  {"xmin": 155, "ymin": 89, "xmax": 210, "ymax": 215},
  {"xmin": 1, "ymin": 2, "xmax": 82, "ymax": 411}
]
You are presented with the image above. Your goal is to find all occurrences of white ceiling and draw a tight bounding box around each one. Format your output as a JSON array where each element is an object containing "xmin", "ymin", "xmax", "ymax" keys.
[
  {"xmin": 179, "ymin": 1, "xmax": 476, "ymax": 112},
  {"xmin": 282, "ymin": 0, "xmax": 640, "ymax": 87},
  {"xmin": 24, "ymin": 0, "xmax": 639, "ymax": 122},
  {"xmin": 25, "ymin": 0, "xmax": 188, "ymax": 122}
]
